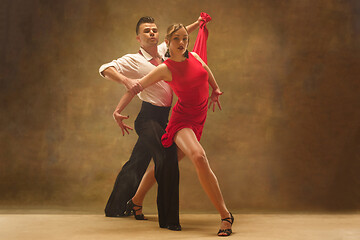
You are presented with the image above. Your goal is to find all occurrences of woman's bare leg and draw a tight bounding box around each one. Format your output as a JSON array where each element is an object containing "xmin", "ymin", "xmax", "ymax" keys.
[
  {"xmin": 131, "ymin": 150, "xmax": 185, "ymax": 214},
  {"xmin": 131, "ymin": 165, "xmax": 156, "ymax": 214},
  {"xmin": 173, "ymin": 128, "xmax": 232, "ymax": 234}
]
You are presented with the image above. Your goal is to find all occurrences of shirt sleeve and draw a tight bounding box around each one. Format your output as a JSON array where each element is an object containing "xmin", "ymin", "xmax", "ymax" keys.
[{"xmin": 98, "ymin": 54, "xmax": 139, "ymax": 77}]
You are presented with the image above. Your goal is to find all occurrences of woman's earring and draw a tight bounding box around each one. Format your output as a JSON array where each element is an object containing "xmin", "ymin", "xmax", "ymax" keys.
[
  {"xmin": 165, "ymin": 49, "xmax": 170, "ymax": 57},
  {"xmin": 183, "ymin": 49, "xmax": 189, "ymax": 58}
]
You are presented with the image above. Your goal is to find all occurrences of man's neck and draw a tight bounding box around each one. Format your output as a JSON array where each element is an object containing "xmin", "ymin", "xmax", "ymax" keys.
[{"xmin": 141, "ymin": 45, "xmax": 158, "ymax": 58}]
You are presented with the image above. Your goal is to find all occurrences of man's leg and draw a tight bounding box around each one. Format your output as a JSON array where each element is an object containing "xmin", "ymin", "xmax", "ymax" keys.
[
  {"xmin": 105, "ymin": 138, "xmax": 152, "ymax": 217},
  {"xmin": 156, "ymin": 144, "xmax": 180, "ymax": 228},
  {"xmin": 137, "ymin": 120, "xmax": 180, "ymax": 227},
  {"xmin": 132, "ymin": 148, "xmax": 185, "ymax": 217}
]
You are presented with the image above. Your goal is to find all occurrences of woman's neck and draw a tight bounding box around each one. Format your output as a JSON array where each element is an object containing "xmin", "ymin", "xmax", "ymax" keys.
[{"xmin": 169, "ymin": 54, "xmax": 187, "ymax": 62}]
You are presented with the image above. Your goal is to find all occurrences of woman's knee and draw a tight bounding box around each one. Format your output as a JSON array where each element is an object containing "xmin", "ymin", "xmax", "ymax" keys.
[{"xmin": 190, "ymin": 150, "xmax": 208, "ymax": 168}]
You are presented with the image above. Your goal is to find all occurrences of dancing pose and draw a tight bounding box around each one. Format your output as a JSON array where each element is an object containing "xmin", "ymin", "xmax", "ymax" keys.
[
  {"xmin": 113, "ymin": 23, "xmax": 234, "ymax": 236},
  {"xmin": 99, "ymin": 16, "xmax": 202, "ymax": 230}
]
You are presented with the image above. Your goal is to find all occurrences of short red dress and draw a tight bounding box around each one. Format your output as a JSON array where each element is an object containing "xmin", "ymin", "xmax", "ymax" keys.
[{"xmin": 161, "ymin": 53, "xmax": 209, "ymax": 148}]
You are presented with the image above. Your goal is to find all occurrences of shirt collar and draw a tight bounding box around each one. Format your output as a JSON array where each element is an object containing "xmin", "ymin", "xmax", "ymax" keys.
[{"xmin": 139, "ymin": 47, "xmax": 154, "ymax": 61}]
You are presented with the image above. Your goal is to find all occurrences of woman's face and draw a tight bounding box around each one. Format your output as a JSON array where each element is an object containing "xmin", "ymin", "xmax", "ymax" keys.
[{"xmin": 168, "ymin": 27, "xmax": 188, "ymax": 57}]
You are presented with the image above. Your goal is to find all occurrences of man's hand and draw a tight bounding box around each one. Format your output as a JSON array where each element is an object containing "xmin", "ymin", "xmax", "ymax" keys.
[
  {"xmin": 123, "ymin": 78, "xmax": 143, "ymax": 95},
  {"xmin": 113, "ymin": 112, "xmax": 133, "ymax": 136},
  {"xmin": 208, "ymin": 88, "xmax": 223, "ymax": 112}
]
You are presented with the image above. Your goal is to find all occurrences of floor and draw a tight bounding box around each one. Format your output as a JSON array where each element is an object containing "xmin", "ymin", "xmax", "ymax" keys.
[{"xmin": 0, "ymin": 212, "xmax": 359, "ymax": 240}]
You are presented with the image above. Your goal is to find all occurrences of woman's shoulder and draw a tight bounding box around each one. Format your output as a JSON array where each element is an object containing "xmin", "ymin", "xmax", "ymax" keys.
[
  {"xmin": 157, "ymin": 63, "xmax": 173, "ymax": 82},
  {"xmin": 190, "ymin": 52, "xmax": 205, "ymax": 66},
  {"xmin": 190, "ymin": 51, "xmax": 200, "ymax": 58}
]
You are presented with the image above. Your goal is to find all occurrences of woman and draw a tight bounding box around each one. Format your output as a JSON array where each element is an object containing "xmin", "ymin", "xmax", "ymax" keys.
[{"xmin": 113, "ymin": 24, "xmax": 234, "ymax": 236}]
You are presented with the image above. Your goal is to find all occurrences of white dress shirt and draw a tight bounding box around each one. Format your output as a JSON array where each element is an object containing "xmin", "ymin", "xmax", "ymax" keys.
[{"xmin": 99, "ymin": 42, "xmax": 173, "ymax": 107}]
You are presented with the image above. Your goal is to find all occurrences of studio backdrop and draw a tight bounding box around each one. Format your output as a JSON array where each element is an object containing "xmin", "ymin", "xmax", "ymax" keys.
[{"xmin": 0, "ymin": 0, "xmax": 359, "ymax": 212}]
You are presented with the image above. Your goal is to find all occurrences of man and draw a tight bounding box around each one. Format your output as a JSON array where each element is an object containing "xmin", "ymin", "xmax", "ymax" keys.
[{"xmin": 99, "ymin": 16, "xmax": 202, "ymax": 230}]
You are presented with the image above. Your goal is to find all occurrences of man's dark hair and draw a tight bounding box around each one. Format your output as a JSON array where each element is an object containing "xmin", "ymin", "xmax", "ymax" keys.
[{"xmin": 136, "ymin": 16, "xmax": 155, "ymax": 35}]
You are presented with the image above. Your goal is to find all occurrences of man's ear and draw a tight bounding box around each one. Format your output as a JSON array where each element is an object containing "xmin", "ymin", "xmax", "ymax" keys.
[
  {"xmin": 136, "ymin": 35, "xmax": 141, "ymax": 43},
  {"xmin": 165, "ymin": 39, "xmax": 169, "ymax": 46}
]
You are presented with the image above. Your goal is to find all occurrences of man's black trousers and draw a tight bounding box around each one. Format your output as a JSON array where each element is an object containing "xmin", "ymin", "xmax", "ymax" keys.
[{"xmin": 105, "ymin": 101, "xmax": 179, "ymax": 227}]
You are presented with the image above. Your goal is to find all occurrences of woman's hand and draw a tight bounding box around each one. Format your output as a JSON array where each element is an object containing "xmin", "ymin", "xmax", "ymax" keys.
[
  {"xmin": 123, "ymin": 78, "xmax": 143, "ymax": 95},
  {"xmin": 113, "ymin": 111, "xmax": 133, "ymax": 136},
  {"xmin": 208, "ymin": 88, "xmax": 223, "ymax": 112},
  {"xmin": 197, "ymin": 15, "xmax": 204, "ymax": 24}
]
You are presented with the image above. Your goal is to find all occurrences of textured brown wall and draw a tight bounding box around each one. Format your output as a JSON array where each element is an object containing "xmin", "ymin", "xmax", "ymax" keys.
[{"xmin": 1, "ymin": 0, "xmax": 359, "ymax": 212}]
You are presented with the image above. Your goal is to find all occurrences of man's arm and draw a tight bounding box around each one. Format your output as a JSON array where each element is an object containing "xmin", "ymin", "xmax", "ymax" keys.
[
  {"xmin": 102, "ymin": 67, "xmax": 143, "ymax": 94},
  {"xmin": 186, "ymin": 15, "xmax": 203, "ymax": 34},
  {"xmin": 102, "ymin": 67, "xmax": 127, "ymax": 84}
]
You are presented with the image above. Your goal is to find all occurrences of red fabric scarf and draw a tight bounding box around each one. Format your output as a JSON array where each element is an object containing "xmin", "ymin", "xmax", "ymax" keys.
[{"xmin": 192, "ymin": 12, "xmax": 212, "ymax": 64}]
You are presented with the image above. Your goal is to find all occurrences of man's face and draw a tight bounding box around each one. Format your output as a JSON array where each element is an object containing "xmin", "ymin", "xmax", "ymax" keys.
[{"xmin": 136, "ymin": 23, "xmax": 159, "ymax": 47}]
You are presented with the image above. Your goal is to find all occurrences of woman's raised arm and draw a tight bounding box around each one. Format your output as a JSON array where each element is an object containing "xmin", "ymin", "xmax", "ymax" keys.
[{"xmin": 192, "ymin": 52, "xmax": 223, "ymax": 112}]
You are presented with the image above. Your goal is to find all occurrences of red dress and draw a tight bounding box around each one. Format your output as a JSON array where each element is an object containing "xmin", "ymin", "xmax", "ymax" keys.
[{"xmin": 161, "ymin": 53, "xmax": 209, "ymax": 148}]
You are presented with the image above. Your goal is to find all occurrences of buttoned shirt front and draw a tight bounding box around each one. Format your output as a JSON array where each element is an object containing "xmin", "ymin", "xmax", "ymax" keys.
[{"xmin": 99, "ymin": 42, "xmax": 173, "ymax": 107}]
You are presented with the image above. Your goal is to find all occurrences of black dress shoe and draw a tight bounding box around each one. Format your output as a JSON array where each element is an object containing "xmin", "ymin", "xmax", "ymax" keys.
[
  {"xmin": 167, "ymin": 224, "xmax": 182, "ymax": 231},
  {"xmin": 160, "ymin": 224, "xmax": 182, "ymax": 231},
  {"xmin": 105, "ymin": 213, "xmax": 126, "ymax": 217}
]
